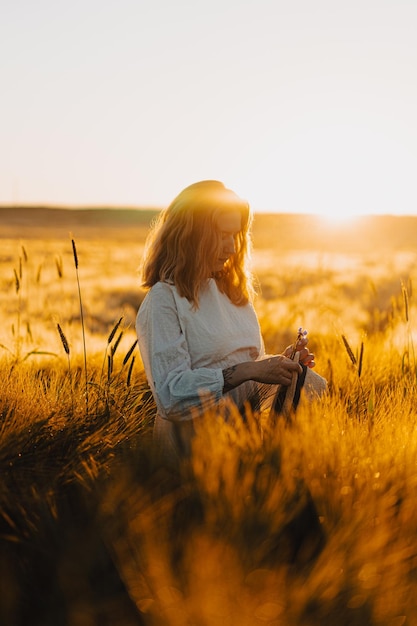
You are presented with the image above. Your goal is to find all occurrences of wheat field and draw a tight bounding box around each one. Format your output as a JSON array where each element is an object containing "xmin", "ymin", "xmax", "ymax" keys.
[{"xmin": 1, "ymin": 207, "xmax": 417, "ymax": 625}]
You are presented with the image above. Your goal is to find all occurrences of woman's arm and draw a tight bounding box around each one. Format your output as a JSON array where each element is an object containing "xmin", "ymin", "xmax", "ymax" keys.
[
  {"xmin": 222, "ymin": 355, "xmax": 302, "ymax": 393},
  {"xmin": 137, "ymin": 284, "xmax": 225, "ymax": 418},
  {"xmin": 222, "ymin": 335, "xmax": 316, "ymax": 393}
]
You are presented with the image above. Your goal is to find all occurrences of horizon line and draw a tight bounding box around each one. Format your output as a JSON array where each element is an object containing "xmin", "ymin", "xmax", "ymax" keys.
[{"xmin": 1, "ymin": 203, "xmax": 417, "ymax": 219}]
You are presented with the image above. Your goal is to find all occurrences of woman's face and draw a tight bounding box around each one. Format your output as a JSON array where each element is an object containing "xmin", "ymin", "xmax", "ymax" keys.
[{"xmin": 212, "ymin": 210, "xmax": 242, "ymax": 273}]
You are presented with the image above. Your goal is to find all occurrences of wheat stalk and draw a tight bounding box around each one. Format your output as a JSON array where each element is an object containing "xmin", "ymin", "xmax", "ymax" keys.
[
  {"xmin": 21, "ymin": 244, "xmax": 28, "ymax": 263},
  {"xmin": 71, "ymin": 236, "xmax": 89, "ymax": 416},
  {"xmin": 341, "ymin": 334, "xmax": 356, "ymax": 366},
  {"xmin": 123, "ymin": 340, "xmax": 138, "ymax": 366},
  {"xmin": 126, "ymin": 356, "xmax": 135, "ymax": 387},
  {"xmin": 13, "ymin": 269, "xmax": 20, "ymax": 294},
  {"xmin": 107, "ymin": 354, "xmax": 113, "ymax": 382},
  {"xmin": 110, "ymin": 331, "xmax": 123, "ymax": 357},
  {"xmin": 402, "ymin": 280, "xmax": 409, "ymax": 323},
  {"xmin": 57, "ymin": 323, "xmax": 70, "ymax": 355},
  {"xmin": 13, "ymin": 264, "xmax": 22, "ymax": 360},
  {"xmin": 341, "ymin": 334, "xmax": 368, "ymax": 420},
  {"xmin": 55, "ymin": 255, "xmax": 63, "ymax": 279},
  {"xmin": 107, "ymin": 316, "xmax": 123, "ymax": 345},
  {"xmin": 400, "ymin": 280, "xmax": 416, "ymax": 381},
  {"xmin": 357, "ymin": 341, "xmax": 364, "ymax": 379},
  {"xmin": 36, "ymin": 263, "xmax": 43, "ymax": 284},
  {"xmin": 57, "ymin": 323, "xmax": 74, "ymax": 415}
]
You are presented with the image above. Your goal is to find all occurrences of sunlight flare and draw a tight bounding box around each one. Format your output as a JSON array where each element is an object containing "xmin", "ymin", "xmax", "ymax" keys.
[{"xmin": 316, "ymin": 206, "xmax": 362, "ymax": 224}]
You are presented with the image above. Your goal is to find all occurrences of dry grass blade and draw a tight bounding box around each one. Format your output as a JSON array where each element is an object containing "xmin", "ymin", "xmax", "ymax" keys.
[
  {"xmin": 110, "ymin": 331, "xmax": 123, "ymax": 357},
  {"xmin": 71, "ymin": 238, "xmax": 79, "ymax": 269},
  {"xmin": 358, "ymin": 341, "xmax": 364, "ymax": 378},
  {"xmin": 107, "ymin": 317, "xmax": 123, "ymax": 345},
  {"xmin": 36, "ymin": 263, "xmax": 43, "ymax": 284},
  {"xmin": 402, "ymin": 281, "xmax": 409, "ymax": 323},
  {"xmin": 13, "ymin": 268, "xmax": 20, "ymax": 294},
  {"xmin": 55, "ymin": 255, "xmax": 63, "ymax": 279},
  {"xmin": 57, "ymin": 324, "xmax": 70, "ymax": 355},
  {"xmin": 123, "ymin": 340, "xmax": 138, "ymax": 366},
  {"xmin": 126, "ymin": 356, "xmax": 135, "ymax": 386},
  {"xmin": 107, "ymin": 353, "xmax": 113, "ymax": 381},
  {"xmin": 70, "ymin": 236, "xmax": 88, "ymax": 415},
  {"xmin": 341, "ymin": 334, "xmax": 357, "ymax": 366}
]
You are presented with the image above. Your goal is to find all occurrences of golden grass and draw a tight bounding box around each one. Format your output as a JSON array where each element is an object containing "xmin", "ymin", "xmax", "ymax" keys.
[{"xmin": 1, "ymin": 210, "xmax": 417, "ymax": 624}]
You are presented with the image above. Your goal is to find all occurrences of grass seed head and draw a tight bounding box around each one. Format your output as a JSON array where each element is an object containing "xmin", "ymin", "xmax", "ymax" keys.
[
  {"xmin": 107, "ymin": 353, "xmax": 113, "ymax": 380},
  {"xmin": 107, "ymin": 317, "xmax": 123, "ymax": 345},
  {"xmin": 36, "ymin": 263, "xmax": 43, "ymax": 284},
  {"xmin": 358, "ymin": 341, "xmax": 364, "ymax": 378},
  {"xmin": 111, "ymin": 331, "xmax": 123, "ymax": 356},
  {"xmin": 71, "ymin": 238, "xmax": 79, "ymax": 269},
  {"xmin": 402, "ymin": 281, "xmax": 409, "ymax": 323},
  {"xmin": 342, "ymin": 334, "xmax": 357, "ymax": 366},
  {"xmin": 13, "ymin": 269, "xmax": 20, "ymax": 294},
  {"xmin": 55, "ymin": 256, "xmax": 63, "ymax": 279},
  {"xmin": 57, "ymin": 324, "xmax": 70, "ymax": 355},
  {"xmin": 127, "ymin": 356, "xmax": 135, "ymax": 386},
  {"xmin": 123, "ymin": 340, "xmax": 138, "ymax": 366}
]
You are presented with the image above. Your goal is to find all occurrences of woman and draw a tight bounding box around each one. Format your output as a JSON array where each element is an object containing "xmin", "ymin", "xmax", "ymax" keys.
[{"xmin": 136, "ymin": 180, "xmax": 326, "ymax": 467}]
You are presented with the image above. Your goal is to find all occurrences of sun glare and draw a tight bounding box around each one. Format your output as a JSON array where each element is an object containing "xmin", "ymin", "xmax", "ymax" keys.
[{"xmin": 316, "ymin": 207, "xmax": 361, "ymax": 225}]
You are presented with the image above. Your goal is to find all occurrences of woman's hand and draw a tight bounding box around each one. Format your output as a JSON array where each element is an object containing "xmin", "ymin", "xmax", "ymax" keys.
[
  {"xmin": 251, "ymin": 355, "xmax": 302, "ymax": 386},
  {"xmin": 222, "ymin": 355, "xmax": 302, "ymax": 393},
  {"xmin": 284, "ymin": 335, "xmax": 316, "ymax": 368}
]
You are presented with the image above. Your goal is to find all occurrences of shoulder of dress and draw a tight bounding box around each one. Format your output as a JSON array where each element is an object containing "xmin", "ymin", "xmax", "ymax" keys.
[
  {"xmin": 149, "ymin": 280, "xmax": 175, "ymax": 293},
  {"xmin": 138, "ymin": 283, "xmax": 176, "ymax": 321},
  {"xmin": 144, "ymin": 281, "xmax": 178, "ymax": 305}
]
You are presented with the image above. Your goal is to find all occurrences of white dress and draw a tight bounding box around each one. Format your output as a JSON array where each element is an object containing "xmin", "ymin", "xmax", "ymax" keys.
[{"xmin": 136, "ymin": 279, "xmax": 266, "ymax": 465}]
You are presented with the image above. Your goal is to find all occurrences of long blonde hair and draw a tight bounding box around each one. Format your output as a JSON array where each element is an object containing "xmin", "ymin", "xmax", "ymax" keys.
[{"xmin": 141, "ymin": 180, "xmax": 254, "ymax": 307}]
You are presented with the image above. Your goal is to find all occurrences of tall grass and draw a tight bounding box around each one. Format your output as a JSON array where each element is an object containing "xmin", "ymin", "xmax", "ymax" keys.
[
  {"xmin": 1, "ymin": 235, "xmax": 417, "ymax": 625},
  {"xmin": 0, "ymin": 245, "xmax": 57, "ymax": 365},
  {"xmin": 71, "ymin": 236, "xmax": 89, "ymax": 416}
]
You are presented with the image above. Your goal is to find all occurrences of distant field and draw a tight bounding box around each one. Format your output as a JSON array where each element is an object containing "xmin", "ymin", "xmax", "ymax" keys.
[
  {"xmin": 2, "ymin": 206, "xmax": 414, "ymax": 368},
  {"xmin": 0, "ymin": 206, "xmax": 157, "ymax": 240},
  {"xmin": 1, "ymin": 207, "xmax": 416, "ymax": 349},
  {"xmin": 2, "ymin": 206, "xmax": 417, "ymax": 253}
]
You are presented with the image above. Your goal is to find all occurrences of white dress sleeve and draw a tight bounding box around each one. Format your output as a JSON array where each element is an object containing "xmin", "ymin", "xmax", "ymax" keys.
[{"xmin": 136, "ymin": 283, "xmax": 224, "ymax": 420}]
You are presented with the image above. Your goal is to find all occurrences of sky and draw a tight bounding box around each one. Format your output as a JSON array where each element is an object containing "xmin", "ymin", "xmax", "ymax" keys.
[{"xmin": 1, "ymin": 0, "xmax": 417, "ymax": 217}]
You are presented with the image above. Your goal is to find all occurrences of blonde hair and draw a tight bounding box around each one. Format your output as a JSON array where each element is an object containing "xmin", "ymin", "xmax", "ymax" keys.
[{"xmin": 141, "ymin": 180, "xmax": 254, "ymax": 307}]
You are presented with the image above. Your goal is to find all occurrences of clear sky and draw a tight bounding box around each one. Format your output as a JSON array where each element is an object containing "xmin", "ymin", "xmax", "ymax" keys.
[{"xmin": 1, "ymin": 0, "xmax": 417, "ymax": 216}]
